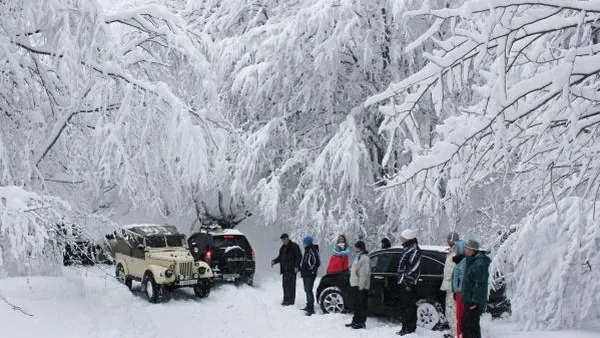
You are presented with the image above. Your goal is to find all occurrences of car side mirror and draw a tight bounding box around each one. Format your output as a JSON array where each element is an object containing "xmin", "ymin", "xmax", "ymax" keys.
[{"xmin": 137, "ymin": 244, "xmax": 145, "ymax": 250}]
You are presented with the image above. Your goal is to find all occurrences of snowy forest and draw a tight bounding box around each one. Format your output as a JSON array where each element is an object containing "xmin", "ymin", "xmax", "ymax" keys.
[{"xmin": 1, "ymin": 0, "xmax": 600, "ymax": 332}]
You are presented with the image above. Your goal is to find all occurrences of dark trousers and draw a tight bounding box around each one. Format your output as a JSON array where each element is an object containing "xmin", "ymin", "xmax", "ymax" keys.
[
  {"xmin": 399, "ymin": 287, "xmax": 418, "ymax": 333},
  {"xmin": 351, "ymin": 286, "xmax": 368, "ymax": 325},
  {"xmin": 282, "ymin": 273, "xmax": 297, "ymax": 304},
  {"xmin": 462, "ymin": 306, "xmax": 481, "ymax": 338},
  {"xmin": 303, "ymin": 276, "xmax": 316, "ymax": 310}
]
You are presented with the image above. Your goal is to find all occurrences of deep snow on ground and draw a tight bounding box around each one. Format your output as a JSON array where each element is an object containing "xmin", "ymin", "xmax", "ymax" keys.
[{"xmin": 1, "ymin": 267, "xmax": 599, "ymax": 338}]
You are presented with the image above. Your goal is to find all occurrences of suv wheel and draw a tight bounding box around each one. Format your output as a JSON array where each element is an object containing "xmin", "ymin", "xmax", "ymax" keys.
[
  {"xmin": 416, "ymin": 299, "xmax": 447, "ymax": 331},
  {"xmin": 319, "ymin": 286, "xmax": 345, "ymax": 314},
  {"xmin": 193, "ymin": 284, "xmax": 210, "ymax": 298},
  {"xmin": 115, "ymin": 264, "xmax": 132, "ymax": 290},
  {"xmin": 142, "ymin": 272, "xmax": 160, "ymax": 303}
]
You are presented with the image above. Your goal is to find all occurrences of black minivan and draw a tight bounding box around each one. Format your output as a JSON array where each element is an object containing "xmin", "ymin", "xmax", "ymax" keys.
[{"xmin": 316, "ymin": 245, "xmax": 510, "ymax": 331}]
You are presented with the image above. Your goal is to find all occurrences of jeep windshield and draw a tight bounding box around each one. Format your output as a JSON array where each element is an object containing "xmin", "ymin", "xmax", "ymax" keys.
[{"xmin": 145, "ymin": 235, "xmax": 186, "ymax": 248}]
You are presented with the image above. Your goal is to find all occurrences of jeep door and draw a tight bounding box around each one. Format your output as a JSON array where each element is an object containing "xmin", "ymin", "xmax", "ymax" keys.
[{"xmin": 126, "ymin": 233, "xmax": 146, "ymax": 278}]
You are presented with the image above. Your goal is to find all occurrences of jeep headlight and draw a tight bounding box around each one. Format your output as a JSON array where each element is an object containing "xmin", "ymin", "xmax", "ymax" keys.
[
  {"xmin": 198, "ymin": 267, "xmax": 206, "ymax": 274},
  {"xmin": 165, "ymin": 269, "xmax": 174, "ymax": 278}
]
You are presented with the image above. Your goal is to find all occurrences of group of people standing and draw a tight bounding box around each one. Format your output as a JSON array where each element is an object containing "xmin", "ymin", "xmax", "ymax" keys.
[
  {"xmin": 271, "ymin": 230, "xmax": 491, "ymax": 338},
  {"xmin": 441, "ymin": 233, "xmax": 491, "ymax": 338}
]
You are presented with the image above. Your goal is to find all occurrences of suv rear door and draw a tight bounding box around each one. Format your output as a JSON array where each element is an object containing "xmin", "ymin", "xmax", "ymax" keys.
[{"xmin": 211, "ymin": 234, "xmax": 255, "ymax": 276}]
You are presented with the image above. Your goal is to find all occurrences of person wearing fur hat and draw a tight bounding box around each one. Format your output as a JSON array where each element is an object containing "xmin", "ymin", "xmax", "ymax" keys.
[
  {"xmin": 300, "ymin": 235, "xmax": 320, "ymax": 315},
  {"xmin": 345, "ymin": 240, "xmax": 370, "ymax": 329},
  {"xmin": 396, "ymin": 229, "xmax": 422, "ymax": 336}
]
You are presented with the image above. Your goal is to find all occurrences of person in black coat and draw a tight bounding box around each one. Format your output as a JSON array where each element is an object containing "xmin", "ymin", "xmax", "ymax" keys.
[
  {"xmin": 272, "ymin": 233, "xmax": 302, "ymax": 305},
  {"xmin": 300, "ymin": 235, "xmax": 320, "ymax": 315}
]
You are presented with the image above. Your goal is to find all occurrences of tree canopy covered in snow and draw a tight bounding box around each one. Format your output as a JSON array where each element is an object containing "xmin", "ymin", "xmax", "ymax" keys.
[{"xmin": 2, "ymin": 0, "xmax": 600, "ymax": 329}]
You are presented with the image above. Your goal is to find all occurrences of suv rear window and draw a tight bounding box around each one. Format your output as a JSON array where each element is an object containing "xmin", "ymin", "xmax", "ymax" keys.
[{"xmin": 212, "ymin": 235, "xmax": 252, "ymax": 251}]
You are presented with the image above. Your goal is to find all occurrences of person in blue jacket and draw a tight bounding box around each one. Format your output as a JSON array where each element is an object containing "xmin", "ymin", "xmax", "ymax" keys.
[{"xmin": 300, "ymin": 235, "xmax": 320, "ymax": 315}]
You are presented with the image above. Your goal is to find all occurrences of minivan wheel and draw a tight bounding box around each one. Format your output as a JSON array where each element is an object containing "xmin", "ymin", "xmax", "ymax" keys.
[
  {"xmin": 142, "ymin": 272, "xmax": 159, "ymax": 303},
  {"xmin": 416, "ymin": 299, "xmax": 447, "ymax": 331},
  {"xmin": 115, "ymin": 263, "xmax": 132, "ymax": 290},
  {"xmin": 319, "ymin": 287, "xmax": 345, "ymax": 314}
]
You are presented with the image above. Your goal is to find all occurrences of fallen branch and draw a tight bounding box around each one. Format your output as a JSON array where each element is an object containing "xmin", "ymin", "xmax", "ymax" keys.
[{"xmin": 0, "ymin": 291, "xmax": 34, "ymax": 317}]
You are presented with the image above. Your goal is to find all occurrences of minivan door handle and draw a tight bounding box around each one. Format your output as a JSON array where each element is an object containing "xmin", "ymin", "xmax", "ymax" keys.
[{"xmin": 373, "ymin": 276, "xmax": 385, "ymax": 280}]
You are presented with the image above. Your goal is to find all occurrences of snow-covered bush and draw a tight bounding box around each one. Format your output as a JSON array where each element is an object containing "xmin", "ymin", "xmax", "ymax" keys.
[
  {"xmin": 494, "ymin": 197, "xmax": 600, "ymax": 329},
  {"xmin": 0, "ymin": 186, "xmax": 69, "ymax": 277}
]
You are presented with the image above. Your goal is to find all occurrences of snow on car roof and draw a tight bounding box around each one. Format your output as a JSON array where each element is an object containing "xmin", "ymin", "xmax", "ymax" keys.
[
  {"xmin": 389, "ymin": 244, "xmax": 449, "ymax": 253},
  {"xmin": 122, "ymin": 224, "xmax": 181, "ymax": 236}
]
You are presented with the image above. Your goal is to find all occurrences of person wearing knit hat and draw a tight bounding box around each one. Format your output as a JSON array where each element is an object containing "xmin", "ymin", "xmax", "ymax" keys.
[
  {"xmin": 396, "ymin": 229, "xmax": 422, "ymax": 336},
  {"xmin": 345, "ymin": 240, "xmax": 370, "ymax": 329},
  {"xmin": 300, "ymin": 235, "xmax": 320, "ymax": 315}
]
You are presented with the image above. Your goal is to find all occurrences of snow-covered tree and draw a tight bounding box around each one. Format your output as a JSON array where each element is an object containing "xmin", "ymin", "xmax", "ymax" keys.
[
  {"xmin": 183, "ymin": 0, "xmax": 453, "ymax": 240},
  {"xmin": 0, "ymin": 0, "xmax": 226, "ymax": 227},
  {"xmin": 0, "ymin": 186, "xmax": 69, "ymax": 277},
  {"xmin": 366, "ymin": 0, "xmax": 600, "ymax": 328}
]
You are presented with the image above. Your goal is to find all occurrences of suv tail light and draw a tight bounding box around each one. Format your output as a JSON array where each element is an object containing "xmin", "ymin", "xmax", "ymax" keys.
[
  {"xmin": 250, "ymin": 249, "xmax": 256, "ymax": 261},
  {"xmin": 204, "ymin": 249, "xmax": 212, "ymax": 264}
]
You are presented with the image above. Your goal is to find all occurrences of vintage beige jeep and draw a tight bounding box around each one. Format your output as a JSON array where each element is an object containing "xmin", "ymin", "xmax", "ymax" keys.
[{"xmin": 114, "ymin": 224, "xmax": 213, "ymax": 302}]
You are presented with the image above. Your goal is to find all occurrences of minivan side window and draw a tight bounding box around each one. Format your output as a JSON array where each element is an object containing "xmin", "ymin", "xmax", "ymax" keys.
[{"xmin": 421, "ymin": 254, "xmax": 444, "ymax": 276}]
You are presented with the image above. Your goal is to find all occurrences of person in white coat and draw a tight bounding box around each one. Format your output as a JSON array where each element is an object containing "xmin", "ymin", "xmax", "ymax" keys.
[
  {"xmin": 441, "ymin": 232, "xmax": 460, "ymax": 337},
  {"xmin": 345, "ymin": 240, "xmax": 371, "ymax": 330}
]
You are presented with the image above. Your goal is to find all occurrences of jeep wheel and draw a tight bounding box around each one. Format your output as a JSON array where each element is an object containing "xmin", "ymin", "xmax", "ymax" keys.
[
  {"xmin": 319, "ymin": 286, "xmax": 345, "ymax": 314},
  {"xmin": 142, "ymin": 272, "xmax": 160, "ymax": 303},
  {"xmin": 416, "ymin": 299, "xmax": 447, "ymax": 331},
  {"xmin": 193, "ymin": 284, "xmax": 210, "ymax": 298},
  {"xmin": 115, "ymin": 264, "xmax": 132, "ymax": 290}
]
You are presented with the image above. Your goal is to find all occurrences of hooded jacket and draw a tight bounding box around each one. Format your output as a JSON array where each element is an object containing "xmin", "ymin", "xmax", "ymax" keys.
[
  {"xmin": 462, "ymin": 251, "xmax": 491, "ymax": 314},
  {"xmin": 452, "ymin": 240, "xmax": 466, "ymax": 292},
  {"xmin": 397, "ymin": 238, "xmax": 422, "ymax": 287},
  {"xmin": 300, "ymin": 244, "xmax": 320, "ymax": 277}
]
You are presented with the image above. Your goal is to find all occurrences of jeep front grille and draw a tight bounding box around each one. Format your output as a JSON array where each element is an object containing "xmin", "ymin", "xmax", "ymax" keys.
[{"xmin": 178, "ymin": 262, "xmax": 194, "ymax": 276}]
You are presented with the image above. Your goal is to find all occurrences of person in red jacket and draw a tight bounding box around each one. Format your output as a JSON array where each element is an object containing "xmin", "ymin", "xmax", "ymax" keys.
[{"xmin": 326, "ymin": 234, "xmax": 350, "ymax": 274}]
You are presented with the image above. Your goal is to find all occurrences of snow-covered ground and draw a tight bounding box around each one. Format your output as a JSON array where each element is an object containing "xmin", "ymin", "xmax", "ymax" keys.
[{"xmin": 1, "ymin": 266, "xmax": 599, "ymax": 338}]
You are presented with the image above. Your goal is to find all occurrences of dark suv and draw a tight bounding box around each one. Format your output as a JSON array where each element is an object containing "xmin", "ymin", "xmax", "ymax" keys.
[
  {"xmin": 316, "ymin": 246, "xmax": 510, "ymax": 330},
  {"xmin": 188, "ymin": 225, "xmax": 256, "ymax": 286}
]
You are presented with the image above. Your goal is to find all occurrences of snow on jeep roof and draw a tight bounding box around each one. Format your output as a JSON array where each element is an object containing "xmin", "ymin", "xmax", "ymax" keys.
[{"xmin": 122, "ymin": 224, "xmax": 181, "ymax": 236}]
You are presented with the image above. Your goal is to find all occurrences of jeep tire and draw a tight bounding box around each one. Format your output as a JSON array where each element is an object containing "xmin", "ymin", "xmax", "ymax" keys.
[
  {"xmin": 115, "ymin": 263, "xmax": 132, "ymax": 290},
  {"xmin": 193, "ymin": 284, "xmax": 210, "ymax": 298},
  {"xmin": 142, "ymin": 272, "xmax": 160, "ymax": 303}
]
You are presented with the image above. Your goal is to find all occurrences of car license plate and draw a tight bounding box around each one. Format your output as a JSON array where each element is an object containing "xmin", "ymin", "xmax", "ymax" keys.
[
  {"xmin": 179, "ymin": 279, "xmax": 197, "ymax": 286},
  {"xmin": 223, "ymin": 273, "xmax": 240, "ymax": 281}
]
